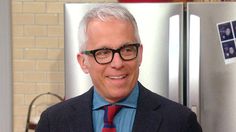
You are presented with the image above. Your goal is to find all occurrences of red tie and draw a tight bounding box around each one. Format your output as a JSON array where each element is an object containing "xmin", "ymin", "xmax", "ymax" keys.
[{"xmin": 102, "ymin": 105, "xmax": 122, "ymax": 132}]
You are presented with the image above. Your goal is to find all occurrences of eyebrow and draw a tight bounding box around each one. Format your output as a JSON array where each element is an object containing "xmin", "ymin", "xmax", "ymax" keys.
[{"xmin": 96, "ymin": 42, "xmax": 137, "ymax": 49}]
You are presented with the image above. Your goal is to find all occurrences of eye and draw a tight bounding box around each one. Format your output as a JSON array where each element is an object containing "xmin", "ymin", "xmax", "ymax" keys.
[
  {"xmin": 121, "ymin": 45, "xmax": 136, "ymax": 54},
  {"xmin": 95, "ymin": 49, "xmax": 112, "ymax": 58}
]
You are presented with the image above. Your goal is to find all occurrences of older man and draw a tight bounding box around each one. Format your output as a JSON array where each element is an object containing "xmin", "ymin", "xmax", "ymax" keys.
[{"xmin": 36, "ymin": 4, "xmax": 202, "ymax": 132}]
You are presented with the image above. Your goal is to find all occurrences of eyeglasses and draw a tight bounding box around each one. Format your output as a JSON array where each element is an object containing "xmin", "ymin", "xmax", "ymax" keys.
[{"xmin": 81, "ymin": 43, "xmax": 141, "ymax": 64}]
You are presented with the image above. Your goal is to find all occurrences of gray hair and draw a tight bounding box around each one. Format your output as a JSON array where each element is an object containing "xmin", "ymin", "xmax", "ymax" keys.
[{"xmin": 78, "ymin": 4, "xmax": 141, "ymax": 52}]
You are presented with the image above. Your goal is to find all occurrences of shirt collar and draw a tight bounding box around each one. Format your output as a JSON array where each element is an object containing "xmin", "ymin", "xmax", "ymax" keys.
[{"xmin": 92, "ymin": 83, "xmax": 139, "ymax": 110}]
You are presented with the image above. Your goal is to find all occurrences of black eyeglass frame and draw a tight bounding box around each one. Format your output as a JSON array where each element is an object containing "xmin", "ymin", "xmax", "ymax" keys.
[{"xmin": 81, "ymin": 43, "xmax": 141, "ymax": 64}]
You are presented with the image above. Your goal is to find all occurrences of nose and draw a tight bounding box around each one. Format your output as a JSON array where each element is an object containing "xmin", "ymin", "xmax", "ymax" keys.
[{"xmin": 110, "ymin": 52, "xmax": 123, "ymax": 68}]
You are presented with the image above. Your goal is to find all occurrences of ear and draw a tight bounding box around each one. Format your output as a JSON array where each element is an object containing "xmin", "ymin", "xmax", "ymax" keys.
[
  {"xmin": 77, "ymin": 53, "xmax": 89, "ymax": 74},
  {"xmin": 138, "ymin": 44, "xmax": 143, "ymax": 66}
]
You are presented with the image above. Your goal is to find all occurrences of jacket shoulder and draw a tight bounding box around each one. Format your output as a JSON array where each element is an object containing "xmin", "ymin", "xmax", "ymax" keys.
[
  {"xmin": 138, "ymin": 84, "xmax": 202, "ymax": 132},
  {"xmin": 47, "ymin": 90, "xmax": 92, "ymax": 114}
]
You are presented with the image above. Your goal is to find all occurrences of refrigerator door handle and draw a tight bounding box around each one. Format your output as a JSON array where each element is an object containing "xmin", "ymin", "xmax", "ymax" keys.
[
  {"xmin": 188, "ymin": 14, "xmax": 200, "ymax": 120},
  {"xmin": 168, "ymin": 15, "xmax": 180, "ymax": 103}
]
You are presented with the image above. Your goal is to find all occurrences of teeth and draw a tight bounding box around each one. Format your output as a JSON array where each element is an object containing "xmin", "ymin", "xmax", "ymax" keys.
[{"xmin": 109, "ymin": 75, "xmax": 126, "ymax": 79}]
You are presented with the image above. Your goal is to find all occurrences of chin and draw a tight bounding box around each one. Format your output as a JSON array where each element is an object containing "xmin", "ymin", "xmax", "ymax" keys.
[{"xmin": 110, "ymin": 91, "xmax": 130, "ymax": 101}]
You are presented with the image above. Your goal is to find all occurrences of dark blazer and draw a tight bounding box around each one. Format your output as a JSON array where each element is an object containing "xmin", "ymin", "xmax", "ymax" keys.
[{"xmin": 36, "ymin": 82, "xmax": 202, "ymax": 132}]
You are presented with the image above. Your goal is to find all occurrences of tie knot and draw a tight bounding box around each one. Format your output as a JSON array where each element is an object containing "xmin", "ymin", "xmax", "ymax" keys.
[{"xmin": 103, "ymin": 105, "xmax": 122, "ymax": 124}]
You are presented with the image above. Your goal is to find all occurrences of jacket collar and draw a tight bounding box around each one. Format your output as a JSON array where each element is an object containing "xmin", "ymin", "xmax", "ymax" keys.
[{"xmin": 132, "ymin": 82, "xmax": 162, "ymax": 132}]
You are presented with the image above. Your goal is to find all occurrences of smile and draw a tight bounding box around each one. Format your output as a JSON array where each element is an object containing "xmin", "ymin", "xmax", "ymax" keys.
[{"xmin": 108, "ymin": 75, "xmax": 127, "ymax": 79}]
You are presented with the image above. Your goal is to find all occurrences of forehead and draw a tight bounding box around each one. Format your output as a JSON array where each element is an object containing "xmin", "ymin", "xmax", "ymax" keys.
[{"xmin": 86, "ymin": 18, "xmax": 136, "ymax": 47}]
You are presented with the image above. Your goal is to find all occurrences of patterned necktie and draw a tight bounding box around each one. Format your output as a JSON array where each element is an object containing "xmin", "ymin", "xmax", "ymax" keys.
[{"xmin": 102, "ymin": 105, "xmax": 122, "ymax": 132}]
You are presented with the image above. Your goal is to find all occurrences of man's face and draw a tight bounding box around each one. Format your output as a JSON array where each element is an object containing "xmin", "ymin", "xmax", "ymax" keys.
[{"xmin": 78, "ymin": 18, "xmax": 143, "ymax": 103}]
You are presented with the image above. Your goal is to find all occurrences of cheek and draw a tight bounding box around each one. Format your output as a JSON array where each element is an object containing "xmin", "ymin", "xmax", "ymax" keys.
[{"xmin": 87, "ymin": 62, "xmax": 105, "ymax": 77}]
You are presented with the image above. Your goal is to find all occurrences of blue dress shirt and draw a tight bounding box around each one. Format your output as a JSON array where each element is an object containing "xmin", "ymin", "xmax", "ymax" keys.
[{"xmin": 92, "ymin": 83, "xmax": 139, "ymax": 132}]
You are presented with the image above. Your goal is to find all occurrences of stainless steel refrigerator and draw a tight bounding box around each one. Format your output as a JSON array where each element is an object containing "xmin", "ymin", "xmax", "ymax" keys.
[
  {"xmin": 64, "ymin": 2, "xmax": 236, "ymax": 132},
  {"xmin": 187, "ymin": 2, "xmax": 236, "ymax": 132}
]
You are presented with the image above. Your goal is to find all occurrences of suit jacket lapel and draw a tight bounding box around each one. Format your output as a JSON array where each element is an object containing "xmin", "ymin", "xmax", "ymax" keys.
[
  {"xmin": 132, "ymin": 83, "xmax": 162, "ymax": 132},
  {"xmin": 68, "ymin": 88, "xmax": 94, "ymax": 132}
]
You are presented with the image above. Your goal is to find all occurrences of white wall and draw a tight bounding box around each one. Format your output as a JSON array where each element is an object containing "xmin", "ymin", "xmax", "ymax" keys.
[{"xmin": 0, "ymin": 0, "xmax": 13, "ymax": 131}]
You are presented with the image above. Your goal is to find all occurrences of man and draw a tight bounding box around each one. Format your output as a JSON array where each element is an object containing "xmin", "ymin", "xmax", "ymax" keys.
[{"xmin": 36, "ymin": 4, "xmax": 202, "ymax": 132}]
